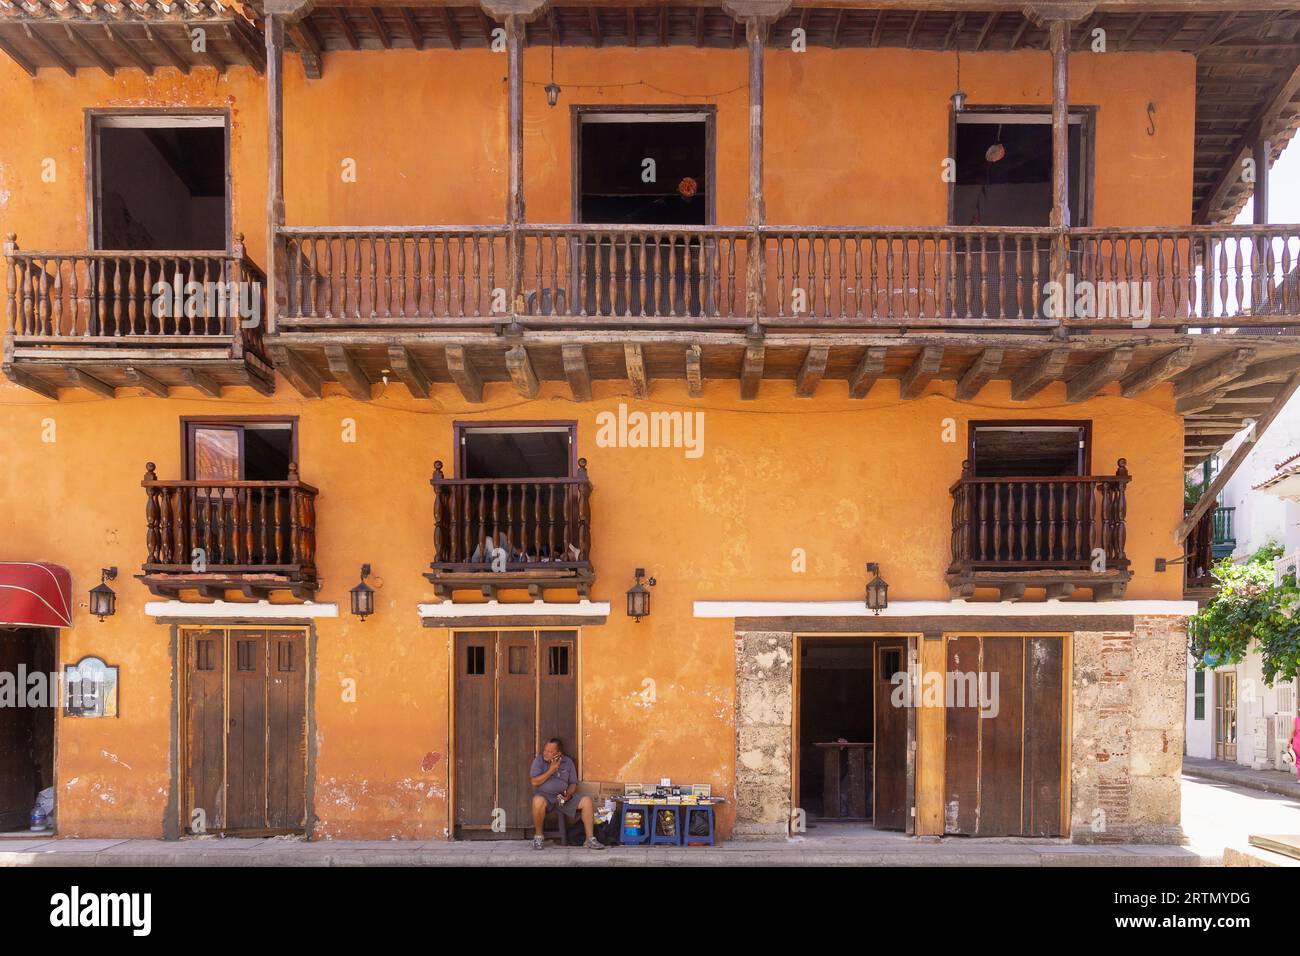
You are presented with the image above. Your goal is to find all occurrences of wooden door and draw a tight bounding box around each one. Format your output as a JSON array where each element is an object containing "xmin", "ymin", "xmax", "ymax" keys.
[
  {"xmin": 453, "ymin": 630, "xmax": 578, "ymax": 835},
  {"xmin": 944, "ymin": 635, "xmax": 1065, "ymax": 837},
  {"xmin": 1216, "ymin": 671, "xmax": 1237, "ymax": 761},
  {"xmin": 873, "ymin": 640, "xmax": 908, "ymax": 830},
  {"xmin": 182, "ymin": 627, "xmax": 307, "ymax": 834}
]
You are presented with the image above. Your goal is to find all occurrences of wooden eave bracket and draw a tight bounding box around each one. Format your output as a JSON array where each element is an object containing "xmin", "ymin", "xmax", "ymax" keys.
[
  {"xmin": 254, "ymin": 0, "xmax": 315, "ymax": 21},
  {"xmin": 1022, "ymin": 2, "xmax": 1096, "ymax": 26}
]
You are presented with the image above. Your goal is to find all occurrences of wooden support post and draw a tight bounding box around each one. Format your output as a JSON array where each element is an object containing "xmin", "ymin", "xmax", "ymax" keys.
[
  {"xmin": 1253, "ymin": 137, "xmax": 1270, "ymax": 224},
  {"xmin": 265, "ymin": 13, "xmax": 287, "ymax": 338}
]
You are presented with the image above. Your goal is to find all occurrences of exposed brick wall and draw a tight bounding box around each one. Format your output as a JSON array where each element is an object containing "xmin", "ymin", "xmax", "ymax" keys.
[
  {"xmin": 1070, "ymin": 616, "xmax": 1187, "ymax": 844},
  {"xmin": 733, "ymin": 630, "xmax": 794, "ymax": 839}
]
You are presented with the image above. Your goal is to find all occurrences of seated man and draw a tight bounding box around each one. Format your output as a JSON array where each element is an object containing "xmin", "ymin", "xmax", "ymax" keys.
[{"xmin": 529, "ymin": 737, "xmax": 605, "ymax": 850}]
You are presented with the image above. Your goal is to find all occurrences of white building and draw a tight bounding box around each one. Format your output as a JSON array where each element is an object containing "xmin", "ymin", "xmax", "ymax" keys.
[{"xmin": 1184, "ymin": 390, "xmax": 1300, "ymax": 771}]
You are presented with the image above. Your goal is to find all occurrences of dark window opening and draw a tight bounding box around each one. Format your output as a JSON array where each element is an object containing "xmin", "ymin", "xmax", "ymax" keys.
[
  {"xmin": 96, "ymin": 122, "xmax": 227, "ymax": 251},
  {"xmin": 460, "ymin": 427, "xmax": 571, "ymax": 480},
  {"xmin": 580, "ymin": 120, "xmax": 708, "ymax": 226},
  {"xmin": 196, "ymin": 639, "xmax": 216, "ymax": 671},
  {"xmin": 277, "ymin": 641, "xmax": 294, "ymax": 673},
  {"xmin": 970, "ymin": 424, "xmax": 1088, "ymax": 478},
  {"xmin": 797, "ymin": 639, "xmax": 873, "ymax": 821},
  {"xmin": 236, "ymin": 640, "xmax": 256, "ymax": 672},
  {"xmin": 548, "ymin": 645, "xmax": 570, "ymax": 677},
  {"xmin": 466, "ymin": 645, "xmax": 486, "ymax": 676}
]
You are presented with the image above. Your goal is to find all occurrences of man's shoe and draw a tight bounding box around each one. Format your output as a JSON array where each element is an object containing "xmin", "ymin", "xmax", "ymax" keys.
[
  {"xmin": 585, "ymin": 837, "xmax": 606, "ymax": 850},
  {"xmin": 532, "ymin": 835, "xmax": 545, "ymax": 850}
]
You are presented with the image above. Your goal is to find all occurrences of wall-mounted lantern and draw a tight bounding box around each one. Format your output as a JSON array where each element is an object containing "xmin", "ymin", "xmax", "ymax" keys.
[
  {"xmin": 350, "ymin": 564, "xmax": 375, "ymax": 621},
  {"xmin": 950, "ymin": 48, "xmax": 967, "ymax": 113},
  {"xmin": 865, "ymin": 563, "xmax": 889, "ymax": 616},
  {"xmin": 626, "ymin": 568, "xmax": 656, "ymax": 623},
  {"xmin": 545, "ymin": 34, "xmax": 561, "ymax": 107},
  {"xmin": 89, "ymin": 567, "xmax": 117, "ymax": 622}
]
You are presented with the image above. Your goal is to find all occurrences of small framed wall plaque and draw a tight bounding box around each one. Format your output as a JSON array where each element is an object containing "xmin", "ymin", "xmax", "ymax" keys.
[{"xmin": 64, "ymin": 656, "xmax": 119, "ymax": 718}]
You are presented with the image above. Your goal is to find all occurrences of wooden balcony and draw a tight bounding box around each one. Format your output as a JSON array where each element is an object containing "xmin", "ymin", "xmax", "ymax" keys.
[
  {"xmin": 1183, "ymin": 502, "xmax": 1226, "ymax": 598},
  {"xmin": 424, "ymin": 460, "xmax": 593, "ymax": 601},
  {"xmin": 946, "ymin": 460, "xmax": 1132, "ymax": 601},
  {"xmin": 277, "ymin": 224, "xmax": 1300, "ymax": 332},
  {"xmin": 138, "ymin": 463, "xmax": 319, "ymax": 601},
  {"xmin": 3, "ymin": 235, "xmax": 274, "ymax": 399}
]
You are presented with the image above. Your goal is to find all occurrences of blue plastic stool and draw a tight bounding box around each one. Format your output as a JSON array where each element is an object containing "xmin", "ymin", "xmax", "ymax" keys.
[
  {"xmin": 650, "ymin": 805, "xmax": 683, "ymax": 846},
  {"xmin": 682, "ymin": 804, "xmax": 716, "ymax": 846},
  {"xmin": 619, "ymin": 802, "xmax": 651, "ymax": 846}
]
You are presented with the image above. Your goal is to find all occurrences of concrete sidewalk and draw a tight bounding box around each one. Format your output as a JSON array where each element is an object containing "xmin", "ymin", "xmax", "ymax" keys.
[
  {"xmin": 0, "ymin": 833, "xmax": 1205, "ymax": 867},
  {"xmin": 1183, "ymin": 756, "xmax": 1300, "ymax": 800}
]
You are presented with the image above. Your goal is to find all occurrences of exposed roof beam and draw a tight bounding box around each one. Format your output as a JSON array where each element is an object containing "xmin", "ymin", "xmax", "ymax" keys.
[
  {"xmin": 563, "ymin": 344, "xmax": 591, "ymax": 401},
  {"xmin": 398, "ymin": 6, "xmax": 424, "ymax": 49},
  {"xmin": 795, "ymin": 344, "xmax": 829, "ymax": 397},
  {"xmin": 955, "ymin": 348, "xmax": 1002, "ymax": 400},
  {"xmin": 179, "ymin": 367, "xmax": 222, "ymax": 398},
  {"xmin": 388, "ymin": 345, "xmax": 431, "ymax": 398},
  {"xmin": 1119, "ymin": 345, "xmax": 1192, "ymax": 396},
  {"xmin": 64, "ymin": 24, "xmax": 115, "ymax": 75},
  {"xmin": 686, "ymin": 343, "xmax": 703, "ymax": 397},
  {"xmin": 445, "ymin": 345, "xmax": 483, "ymax": 403},
  {"xmin": 122, "ymin": 366, "xmax": 168, "ymax": 397},
  {"xmin": 326, "ymin": 344, "xmax": 372, "ymax": 400},
  {"xmin": 334, "ymin": 9, "xmax": 361, "ymax": 49},
  {"xmin": 0, "ymin": 34, "xmax": 37, "ymax": 77},
  {"xmin": 506, "ymin": 344, "xmax": 539, "ymax": 399},
  {"xmin": 900, "ymin": 345, "xmax": 943, "ymax": 399},
  {"xmin": 1066, "ymin": 346, "xmax": 1133, "ymax": 402},
  {"xmin": 1011, "ymin": 348, "xmax": 1069, "ymax": 401},
  {"xmin": 740, "ymin": 341, "xmax": 764, "ymax": 400},
  {"xmin": 146, "ymin": 24, "xmax": 191, "ymax": 75},
  {"xmin": 439, "ymin": 7, "xmax": 461, "ymax": 48},
  {"xmin": 367, "ymin": 7, "xmax": 393, "ymax": 48},
  {"xmin": 22, "ymin": 23, "xmax": 75, "ymax": 76},
  {"xmin": 624, "ymin": 343, "xmax": 649, "ymax": 399},
  {"xmin": 848, "ymin": 346, "xmax": 885, "ymax": 399}
]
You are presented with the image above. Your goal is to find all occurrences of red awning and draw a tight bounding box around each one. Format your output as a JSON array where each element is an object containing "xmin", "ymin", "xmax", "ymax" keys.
[{"xmin": 0, "ymin": 562, "xmax": 73, "ymax": 628}]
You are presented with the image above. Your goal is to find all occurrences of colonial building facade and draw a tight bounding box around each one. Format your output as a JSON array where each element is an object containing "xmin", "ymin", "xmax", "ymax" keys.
[{"xmin": 2, "ymin": 0, "xmax": 1299, "ymax": 844}]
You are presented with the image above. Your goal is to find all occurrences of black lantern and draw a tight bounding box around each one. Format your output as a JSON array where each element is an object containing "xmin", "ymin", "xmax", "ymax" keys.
[
  {"xmin": 351, "ymin": 564, "xmax": 375, "ymax": 621},
  {"xmin": 89, "ymin": 567, "xmax": 117, "ymax": 622},
  {"xmin": 950, "ymin": 47, "xmax": 967, "ymax": 113},
  {"xmin": 626, "ymin": 568, "xmax": 655, "ymax": 623},
  {"xmin": 865, "ymin": 563, "xmax": 888, "ymax": 615},
  {"xmin": 545, "ymin": 81, "xmax": 561, "ymax": 108}
]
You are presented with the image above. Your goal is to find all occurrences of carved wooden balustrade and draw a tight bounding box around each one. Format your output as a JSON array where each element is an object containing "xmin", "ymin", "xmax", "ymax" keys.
[
  {"xmin": 425, "ymin": 459, "xmax": 593, "ymax": 600},
  {"xmin": 274, "ymin": 224, "xmax": 1300, "ymax": 331},
  {"xmin": 947, "ymin": 459, "xmax": 1131, "ymax": 600},
  {"xmin": 1183, "ymin": 503, "xmax": 1218, "ymax": 593},
  {"xmin": 140, "ymin": 461, "xmax": 319, "ymax": 600},
  {"xmin": 4, "ymin": 234, "xmax": 268, "ymax": 361}
]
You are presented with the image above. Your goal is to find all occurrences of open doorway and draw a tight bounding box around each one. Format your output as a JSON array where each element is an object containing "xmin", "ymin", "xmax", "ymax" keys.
[
  {"xmin": 796, "ymin": 636, "xmax": 910, "ymax": 831},
  {"xmin": 572, "ymin": 108, "xmax": 713, "ymax": 317},
  {"xmin": 0, "ymin": 628, "xmax": 56, "ymax": 835},
  {"xmin": 950, "ymin": 108, "xmax": 1092, "ymax": 319},
  {"xmin": 91, "ymin": 113, "xmax": 229, "ymax": 251}
]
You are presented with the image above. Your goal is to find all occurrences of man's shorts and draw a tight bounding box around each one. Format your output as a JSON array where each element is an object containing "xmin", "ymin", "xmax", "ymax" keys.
[{"xmin": 544, "ymin": 795, "xmax": 582, "ymax": 821}]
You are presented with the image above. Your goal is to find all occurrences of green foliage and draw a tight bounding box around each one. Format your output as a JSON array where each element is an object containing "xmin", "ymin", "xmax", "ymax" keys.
[
  {"xmin": 1184, "ymin": 472, "xmax": 1207, "ymax": 505},
  {"xmin": 1189, "ymin": 543, "xmax": 1300, "ymax": 685}
]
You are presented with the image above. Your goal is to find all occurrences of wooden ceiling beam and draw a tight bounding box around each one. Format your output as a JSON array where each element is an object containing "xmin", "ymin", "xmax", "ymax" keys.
[
  {"xmin": 0, "ymin": 34, "xmax": 37, "ymax": 77},
  {"xmin": 326, "ymin": 344, "xmax": 372, "ymax": 400},
  {"xmin": 955, "ymin": 348, "xmax": 1002, "ymax": 400},
  {"xmin": 1066, "ymin": 346, "xmax": 1134, "ymax": 402},
  {"xmin": 562, "ymin": 344, "xmax": 591, "ymax": 401},
  {"xmin": 367, "ymin": 7, "xmax": 394, "ymax": 48},
  {"xmin": 900, "ymin": 345, "xmax": 943, "ymax": 399},
  {"xmin": 69, "ymin": 368, "xmax": 115, "ymax": 399},
  {"xmin": 22, "ymin": 24, "xmax": 76, "ymax": 76},
  {"xmin": 974, "ymin": 11, "xmax": 998, "ymax": 51},
  {"xmin": 624, "ymin": 343, "xmax": 649, "ymax": 399},
  {"xmin": 439, "ymin": 7, "xmax": 461, "ymax": 48},
  {"xmin": 686, "ymin": 343, "xmax": 703, "ymax": 397},
  {"xmin": 506, "ymin": 344, "xmax": 540, "ymax": 398},
  {"xmin": 1011, "ymin": 348, "xmax": 1069, "ymax": 401},
  {"xmin": 388, "ymin": 345, "xmax": 431, "ymax": 398},
  {"xmin": 1173, "ymin": 348, "xmax": 1256, "ymax": 400},
  {"xmin": 334, "ymin": 9, "xmax": 361, "ymax": 49},
  {"xmin": 1119, "ymin": 345, "xmax": 1192, "ymax": 396},
  {"xmin": 445, "ymin": 345, "xmax": 483, "ymax": 403},
  {"xmin": 145, "ymin": 24, "xmax": 191, "ymax": 74},
  {"xmin": 269, "ymin": 346, "xmax": 323, "ymax": 399},
  {"xmin": 179, "ymin": 367, "xmax": 222, "ymax": 398},
  {"xmin": 122, "ymin": 366, "xmax": 169, "ymax": 397},
  {"xmin": 848, "ymin": 346, "xmax": 885, "ymax": 399},
  {"xmin": 64, "ymin": 24, "xmax": 115, "ymax": 75},
  {"xmin": 398, "ymin": 7, "xmax": 425, "ymax": 49},
  {"xmin": 795, "ymin": 344, "xmax": 829, "ymax": 397}
]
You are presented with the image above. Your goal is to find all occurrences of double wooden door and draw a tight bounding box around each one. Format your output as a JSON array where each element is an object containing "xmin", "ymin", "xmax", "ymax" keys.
[
  {"xmin": 454, "ymin": 630, "xmax": 577, "ymax": 835},
  {"xmin": 1215, "ymin": 671, "xmax": 1238, "ymax": 761},
  {"xmin": 183, "ymin": 627, "xmax": 308, "ymax": 834},
  {"xmin": 944, "ymin": 635, "xmax": 1066, "ymax": 837}
]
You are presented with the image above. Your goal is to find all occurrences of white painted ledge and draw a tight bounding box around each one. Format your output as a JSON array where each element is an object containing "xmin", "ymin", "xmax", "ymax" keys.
[
  {"xmin": 146, "ymin": 600, "xmax": 339, "ymax": 619},
  {"xmin": 417, "ymin": 600, "xmax": 611, "ymax": 620},
  {"xmin": 693, "ymin": 599, "xmax": 1198, "ymax": 618}
]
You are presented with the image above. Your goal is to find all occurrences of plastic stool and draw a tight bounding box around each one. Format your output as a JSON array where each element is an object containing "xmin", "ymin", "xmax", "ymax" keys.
[
  {"xmin": 682, "ymin": 804, "xmax": 716, "ymax": 846},
  {"xmin": 650, "ymin": 805, "xmax": 683, "ymax": 846},
  {"xmin": 619, "ymin": 802, "xmax": 651, "ymax": 846}
]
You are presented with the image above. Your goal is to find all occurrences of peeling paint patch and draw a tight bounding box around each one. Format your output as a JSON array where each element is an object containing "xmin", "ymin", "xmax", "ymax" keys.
[
  {"xmin": 100, "ymin": 750, "xmax": 133, "ymax": 770},
  {"xmin": 421, "ymin": 751, "xmax": 441, "ymax": 773}
]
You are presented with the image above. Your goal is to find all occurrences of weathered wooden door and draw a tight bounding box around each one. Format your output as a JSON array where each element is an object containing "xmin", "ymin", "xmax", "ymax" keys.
[
  {"xmin": 454, "ymin": 630, "xmax": 578, "ymax": 836},
  {"xmin": 944, "ymin": 635, "xmax": 1065, "ymax": 837},
  {"xmin": 1215, "ymin": 671, "xmax": 1237, "ymax": 761},
  {"xmin": 873, "ymin": 640, "xmax": 908, "ymax": 830},
  {"xmin": 183, "ymin": 627, "xmax": 307, "ymax": 834}
]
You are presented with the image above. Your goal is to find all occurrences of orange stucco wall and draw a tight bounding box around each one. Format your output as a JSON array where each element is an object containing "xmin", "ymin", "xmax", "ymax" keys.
[{"xmin": 0, "ymin": 45, "xmax": 1192, "ymax": 839}]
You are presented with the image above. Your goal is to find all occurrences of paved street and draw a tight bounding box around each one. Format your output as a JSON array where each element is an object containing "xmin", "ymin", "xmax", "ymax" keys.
[
  {"xmin": 1181, "ymin": 772, "xmax": 1300, "ymax": 864},
  {"xmin": 0, "ymin": 774, "xmax": 1294, "ymax": 866}
]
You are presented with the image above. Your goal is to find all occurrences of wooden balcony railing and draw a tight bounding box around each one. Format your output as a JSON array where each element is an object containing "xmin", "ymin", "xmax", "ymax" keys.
[
  {"xmin": 1184, "ymin": 502, "xmax": 1218, "ymax": 591},
  {"xmin": 4, "ymin": 235, "xmax": 268, "ymax": 362},
  {"xmin": 275, "ymin": 224, "xmax": 1300, "ymax": 331},
  {"xmin": 948, "ymin": 460, "xmax": 1131, "ymax": 576},
  {"xmin": 141, "ymin": 462, "xmax": 318, "ymax": 595},
  {"xmin": 279, "ymin": 226, "xmax": 510, "ymax": 326},
  {"xmin": 427, "ymin": 459, "xmax": 592, "ymax": 598}
]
